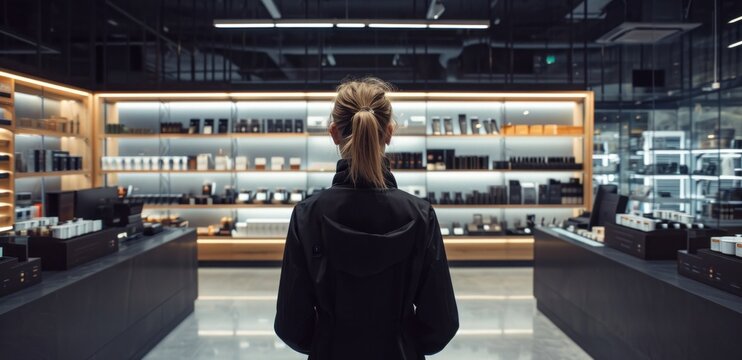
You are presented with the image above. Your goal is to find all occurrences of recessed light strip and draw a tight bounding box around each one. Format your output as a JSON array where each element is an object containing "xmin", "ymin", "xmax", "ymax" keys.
[
  {"xmin": 213, "ymin": 19, "xmax": 489, "ymax": 30},
  {"xmin": 0, "ymin": 70, "xmax": 90, "ymax": 97},
  {"xmin": 729, "ymin": 39, "xmax": 742, "ymax": 48},
  {"xmin": 729, "ymin": 15, "xmax": 742, "ymax": 24}
]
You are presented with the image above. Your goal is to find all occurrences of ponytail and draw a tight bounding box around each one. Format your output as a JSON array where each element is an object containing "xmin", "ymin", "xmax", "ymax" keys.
[
  {"xmin": 342, "ymin": 110, "xmax": 386, "ymax": 188},
  {"xmin": 332, "ymin": 77, "xmax": 395, "ymax": 189}
]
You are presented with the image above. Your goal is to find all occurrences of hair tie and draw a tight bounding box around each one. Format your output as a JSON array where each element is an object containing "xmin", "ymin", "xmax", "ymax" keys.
[{"xmin": 358, "ymin": 107, "xmax": 374, "ymax": 115}]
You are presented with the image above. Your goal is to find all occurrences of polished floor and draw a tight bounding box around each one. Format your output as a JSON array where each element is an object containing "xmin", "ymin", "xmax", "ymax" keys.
[{"xmin": 145, "ymin": 267, "xmax": 591, "ymax": 360}]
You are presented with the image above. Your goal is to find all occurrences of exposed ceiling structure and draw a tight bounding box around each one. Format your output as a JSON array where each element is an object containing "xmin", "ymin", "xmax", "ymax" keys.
[{"xmin": 0, "ymin": 0, "xmax": 740, "ymax": 95}]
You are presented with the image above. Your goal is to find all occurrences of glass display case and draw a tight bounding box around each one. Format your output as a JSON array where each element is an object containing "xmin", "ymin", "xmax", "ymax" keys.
[{"xmin": 96, "ymin": 91, "xmax": 594, "ymax": 261}]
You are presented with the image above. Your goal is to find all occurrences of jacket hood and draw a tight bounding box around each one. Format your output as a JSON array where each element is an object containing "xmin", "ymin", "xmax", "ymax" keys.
[{"xmin": 322, "ymin": 215, "xmax": 417, "ymax": 277}]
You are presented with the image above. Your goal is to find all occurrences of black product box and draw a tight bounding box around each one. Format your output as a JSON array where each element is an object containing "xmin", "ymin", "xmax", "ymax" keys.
[
  {"xmin": 538, "ymin": 184, "xmax": 549, "ymax": 204},
  {"xmin": 444, "ymin": 149, "xmax": 456, "ymax": 170},
  {"xmin": 604, "ymin": 223, "xmax": 725, "ymax": 260},
  {"xmin": 189, "ymin": 119, "xmax": 200, "ymax": 134},
  {"xmin": 27, "ymin": 227, "xmax": 121, "ymax": 270},
  {"xmin": 266, "ymin": 119, "xmax": 275, "ymax": 132},
  {"xmin": 678, "ymin": 249, "xmax": 742, "ymax": 297},
  {"xmin": 0, "ymin": 256, "xmax": 42, "ymax": 298},
  {"xmin": 294, "ymin": 119, "xmax": 304, "ymax": 133},
  {"xmin": 283, "ymin": 119, "xmax": 293, "ymax": 133},
  {"xmin": 548, "ymin": 182, "xmax": 562, "ymax": 204},
  {"xmin": 509, "ymin": 180, "xmax": 522, "ymax": 204},
  {"xmin": 218, "ymin": 119, "xmax": 229, "ymax": 134},
  {"xmin": 46, "ymin": 190, "xmax": 76, "ymax": 222},
  {"xmin": 274, "ymin": 119, "xmax": 284, "ymax": 133},
  {"xmin": 203, "ymin": 119, "xmax": 215, "ymax": 134},
  {"xmin": 250, "ymin": 119, "xmax": 261, "ymax": 133}
]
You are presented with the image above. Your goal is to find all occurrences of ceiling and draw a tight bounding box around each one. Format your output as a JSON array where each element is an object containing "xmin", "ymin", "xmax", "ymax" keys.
[{"xmin": 0, "ymin": 0, "xmax": 740, "ymax": 96}]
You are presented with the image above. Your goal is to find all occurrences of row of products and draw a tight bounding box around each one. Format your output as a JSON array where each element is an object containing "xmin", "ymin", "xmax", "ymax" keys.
[
  {"xmin": 426, "ymin": 178, "xmax": 583, "ymax": 205},
  {"xmin": 636, "ymin": 162, "xmax": 689, "ymax": 175},
  {"xmin": 14, "ymin": 217, "xmax": 103, "ymax": 239},
  {"xmin": 196, "ymin": 217, "xmax": 235, "ymax": 237},
  {"xmin": 387, "ymin": 152, "xmax": 425, "ymax": 170},
  {"xmin": 709, "ymin": 236, "xmax": 742, "ymax": 258},
  {"xmin": 129, "ymin": 186, "xmax": 319, "ymax": 205},
  {"xmin": 615, "ymin": 212, "xmax": 704, "ymax": 232},
  {"xmin": 16, "ymin": 150, "xmax": 83, "ymax": 173},
  {"xmin": 159, "ymin": 118, "xmax": 306, "ymax": 134},
  {"xmin": 501, "ymin": 124, "xmax": 583, "ymax": 136},
  {"xmin": 442, "ymin": 214, "xmax": 557, "ymax": 236},
  {"xmin": 430, "ymin": 115, "xmax": 500, "ymax": 135},
  {"xmin": 495, "ymin": 157, "xmax": 582, "ymax": 170},
  {"xmin": 18, "ymin": 116, "xmax": 82, "ymax": 134},
  {"xmin": 105, "ymin": 124, "xmax": 154, "ymax": 134},
  {"xmin": 101, "ymin": 156, "xmax": 302, "ymax": 171},
  {"xmin": 234, "ymin": 218, "xmax": 290, "ymax": 238},
  {"xmin": 426, "ymin": 149, "xmax": 490, "ymax": 170}
]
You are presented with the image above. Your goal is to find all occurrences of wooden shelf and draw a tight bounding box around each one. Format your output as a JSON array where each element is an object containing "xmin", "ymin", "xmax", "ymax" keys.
[
  {"xmin": 104, "ymin": 132, "xmax": 308, "ymax": 139},
  {"xmin": 104, "ymin": 169, "xmax": 578, "ymax": 174},
  {"xmin": 433, "ymin": 204, "xmax": 583, "ymax": 209},
  {"xmin": 16, "ymin": 170, "xmax": 88, "ymax": 178},
  {"xmin": 196, "ymin": 234, "xmax": 535, "ymax": 261},
  {"xmin": 16, "ymin": 127, "xmax": 87, "ymax": 139},
  {"xmin": 141, "ymin": 203, "xmax": 581, "ymax": 210},
  {"xmin": 144, "ymin": 204, "xmax": 295, "ymax": 209},
  {"xmin": 104, "ymin": 170, "xmax": 242, "ymax": 174}
]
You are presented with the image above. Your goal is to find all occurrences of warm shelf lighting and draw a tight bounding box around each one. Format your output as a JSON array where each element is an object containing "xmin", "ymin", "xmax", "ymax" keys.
[
  {"xmin": 729, "ymin": 15, "xmax": 742, "ymax": 24},
  {"xmin": 0, "ymin": 70, "xmax": 90, "ymax": 97}
]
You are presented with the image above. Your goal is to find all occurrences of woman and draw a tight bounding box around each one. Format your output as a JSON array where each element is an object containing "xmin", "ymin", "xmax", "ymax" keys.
[{"xmin": 275, "ymin": 78, "xmax": 459, "ymax": 360}]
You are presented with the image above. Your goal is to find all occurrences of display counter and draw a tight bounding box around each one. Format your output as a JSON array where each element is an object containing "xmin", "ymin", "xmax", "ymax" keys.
[
  {"xmin": 534, "ymin": 227, "xmax": 742, "ymax": 360},
  {"xmin": 0, "ymin": 228, "xmax": 197, "ymax": 360}
]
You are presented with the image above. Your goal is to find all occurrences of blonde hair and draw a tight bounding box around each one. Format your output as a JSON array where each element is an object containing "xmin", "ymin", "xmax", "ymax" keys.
[{"xmin": 332, "ymin": 77, "xmax": 394, "ymax": 188}]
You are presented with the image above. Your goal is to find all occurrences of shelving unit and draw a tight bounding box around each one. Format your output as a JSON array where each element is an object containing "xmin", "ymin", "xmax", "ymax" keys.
[
  {"xmin": 0, "ymin": 75, "xmax": 15, "ymax": 231},
  {"xmin": 96, "ymin": 91, "xmax": 594, "ymax": 261},
  {"xmin": 9, "ymin": 71, "xmax": 94, "ymax": 219}
]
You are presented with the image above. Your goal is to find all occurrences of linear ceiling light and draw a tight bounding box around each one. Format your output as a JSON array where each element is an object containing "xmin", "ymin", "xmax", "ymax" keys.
[
  {"xmin": 214, "ymin": 20, "xmax": 274, "ymax": 28},
  {"xmin": 214, "ymin": 19, "xmax": 488, "ymax": 30},
  {"xmin": 368, "ymin": 22, "xmax": 428, "ymax": 29},
  {"xmin": 729, "ymin": 40, "xmax": 742, "ymax": 48},
  {"xmin": 335, "ymin": 22, "xmax": 366, "ymax": 28},
  {"xmin": 429, "ymin": 21, "xmax": 490, "ymax": 29},
  {"xmin": 729, "ymin": 15, "xmax": 742, "ymax": 24},
  {"xmin": 275, "ymin": 22, "xmax": 333, "ymax": 28}
]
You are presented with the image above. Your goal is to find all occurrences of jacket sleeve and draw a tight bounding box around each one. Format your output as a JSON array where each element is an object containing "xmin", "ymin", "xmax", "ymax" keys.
[
  {"xmin": 274, "ymin": 207, "xmax": 316, "ymax": 354},
  {"xmin": 412, "ymin": 207, "xmax": 460, "ymax": 355}
]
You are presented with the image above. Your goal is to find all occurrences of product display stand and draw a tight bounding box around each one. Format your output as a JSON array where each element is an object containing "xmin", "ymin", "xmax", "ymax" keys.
[
  {"xmin": 0, "ymin": 228, "xmax": 197, "ymax": 360},
  {"xmin": 534, "ymin": 227, "xmax": 742, "ymax": 360}
]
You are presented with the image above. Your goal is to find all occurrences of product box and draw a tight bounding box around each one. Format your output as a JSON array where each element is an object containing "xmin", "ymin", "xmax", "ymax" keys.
[
  {"xmin": 235, "ymin": 156, "xmax": 248, "ymax": 171},
  {"xmin": 27, "ymin": 227, "xmax": 121, "ymax": 270},
  {"xmin": 514, "ymin": 125, "xmax": 529, "ymax": 135},
  {"xmin": 271, "ymin": 157, "xmax": 285, "ymax": 171},
  {"xmin": 502, "ymin": 124, "xmax": 515, "ymax": 135},
  {"xmin": 544, "ymin": 124, "xmax": 559, "ymax": 134},
  {"xmin": 529, "ymin": 125, "xmax": 544, "ymax": 135},
  {"xmin": 604, "ymin": 223, "xmax": 725, "ymax": 260},
  {"xmin": 255, "ymin": 157, "xmax": 267, "ymax": 170}
]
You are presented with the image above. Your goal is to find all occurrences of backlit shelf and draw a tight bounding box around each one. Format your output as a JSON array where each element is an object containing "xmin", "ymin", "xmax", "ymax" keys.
[
  {"xmin": 144, "ymin": 204, "xmax": 295, "ymax": 209},
  {"xmin": 433, "ymin": 204, "xmax": 582, "ymax": 209},
  {"xmin": 16, "ymin": 170, "xmax": 88, "ymax": 178},
  {"xmin": 104, "ymin": 133, "xmax": 309, "ymax": 139},
  {"xmin": 16, "ymin": 127, "xmax": 88, "ymax": 139}
]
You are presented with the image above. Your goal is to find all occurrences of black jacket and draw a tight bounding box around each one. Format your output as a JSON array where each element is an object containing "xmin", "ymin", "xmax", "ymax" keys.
[{"xmin": 275, "ymin": 159, "xmax": 459, "ymax": 360}]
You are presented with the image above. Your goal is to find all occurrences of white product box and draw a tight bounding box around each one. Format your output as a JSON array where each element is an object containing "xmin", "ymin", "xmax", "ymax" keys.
[
  {"xmin": 255, "ymin": 157, "xmax": 267, "ymax": 170},
  {"xmin": 197, "ymin": 154, "xmax": 211, "ymax": 171},
  {"xmin": 235, "ymin": 156, "xmax": 248, "ymax": 171},
  {"xmin": 215, "ymin": 156, "xmax": 232, "ymax": 171},
  {"xmin": 271, "ymin": 157, "xmax": 285, "ymax": 171}
]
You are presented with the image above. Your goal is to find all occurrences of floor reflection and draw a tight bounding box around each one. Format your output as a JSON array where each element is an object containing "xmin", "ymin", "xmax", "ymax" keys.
[{"xmin": 144, "ymin": 268, "xmax": 590, "ymax": 360}]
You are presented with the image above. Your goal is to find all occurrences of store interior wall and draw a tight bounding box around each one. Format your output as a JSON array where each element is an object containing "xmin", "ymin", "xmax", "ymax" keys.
[{"xmin": 1, "ymin": 0, "xmax": 741, "ymax": 198}]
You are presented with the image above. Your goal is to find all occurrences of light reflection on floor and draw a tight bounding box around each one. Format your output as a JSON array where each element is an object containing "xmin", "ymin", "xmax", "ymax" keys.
[{"xmin": 144, "ymin": 268, "xmax": 591, "ymax": 360}]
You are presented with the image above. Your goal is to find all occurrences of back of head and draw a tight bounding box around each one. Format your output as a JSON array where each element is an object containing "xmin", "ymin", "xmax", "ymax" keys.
[{"xmin": 332, "ymin": 77, "xmax": 394, "ymax": 188}]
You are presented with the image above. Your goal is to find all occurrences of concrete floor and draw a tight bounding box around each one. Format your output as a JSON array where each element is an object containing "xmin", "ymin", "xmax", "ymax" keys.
[{"xmin": 144, "ymin": 267, "xmax": 591, "ymax": 360}]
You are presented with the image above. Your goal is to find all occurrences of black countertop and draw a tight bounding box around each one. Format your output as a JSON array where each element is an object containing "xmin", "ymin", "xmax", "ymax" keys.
[
  {"xmin": 536, "ymin": 227, "xmax": 742, "ymax": 314},
  {"xmin": 0, "ymin": 228, "xmax": 196, "ymax": 316}
]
